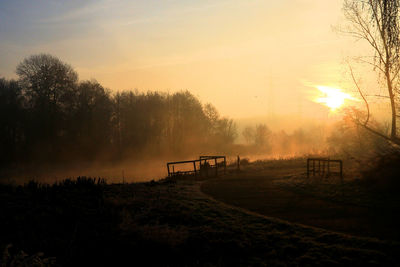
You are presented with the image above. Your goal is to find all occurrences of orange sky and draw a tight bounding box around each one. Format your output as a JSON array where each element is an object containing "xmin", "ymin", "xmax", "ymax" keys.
[{"xmin": 0, "ymin": 0, "xmax": 390, "ymax": 120}]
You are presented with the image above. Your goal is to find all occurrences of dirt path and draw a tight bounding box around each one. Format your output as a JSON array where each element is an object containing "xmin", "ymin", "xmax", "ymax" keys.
[{"xmin": 201, "ymin": 170, "xmax": 400, "ymax": 241}]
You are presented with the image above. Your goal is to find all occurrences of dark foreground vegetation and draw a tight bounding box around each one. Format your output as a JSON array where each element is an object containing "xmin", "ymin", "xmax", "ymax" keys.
[{"xmin": 1, "ymin": 167, "xmax": 399, "ymax": 266}]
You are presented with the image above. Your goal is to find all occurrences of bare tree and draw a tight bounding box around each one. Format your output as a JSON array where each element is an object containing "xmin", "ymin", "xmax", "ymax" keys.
[
  {"xmin": 16, "ymin": 54, "xmax": 79, "ymax": 154},
  {"xmin": 242, "ymin": 126, "xmax": 255, "ymax": 145},
  {"xmin": 254, "ymin": 124, "xmax": 271, "ymax": 147},
  {"xmin": 16, "ymin": 54, "xmax": 78, "ymax": 110},
  {"xmin": 343, "ymin": 0, "xmax": 400, "ymax": 144}
]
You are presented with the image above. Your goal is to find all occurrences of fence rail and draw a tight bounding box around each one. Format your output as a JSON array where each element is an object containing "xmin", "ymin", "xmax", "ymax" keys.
[
  {"xmin": 307, "ymin": 158, "xmax": 343, "ymax": 179},
  {"xmin": 167, "ymin": 155, "xmax": 226, "ymax": 178}
]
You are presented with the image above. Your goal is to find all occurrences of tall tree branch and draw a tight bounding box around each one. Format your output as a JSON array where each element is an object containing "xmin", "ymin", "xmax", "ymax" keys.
[{"xmin": 349, "ymin": 64, "xmax": 370, "ymax": 125}]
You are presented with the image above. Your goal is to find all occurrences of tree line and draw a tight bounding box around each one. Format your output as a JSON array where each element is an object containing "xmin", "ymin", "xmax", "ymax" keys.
[
  {"xmin": 241, "ymin": 123, "xmax": 329, "ymax": 157},
  {"xmin": 0, "ymin": 54, "xmax": 237, "ymax": 166}
]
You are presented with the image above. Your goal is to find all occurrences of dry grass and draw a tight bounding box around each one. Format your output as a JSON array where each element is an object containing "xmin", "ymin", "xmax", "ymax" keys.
[
  {"xmin": 203, "ymin": 158, "xmax": 400, "ymax": 241},
  {"xmin": 0, "ymin": 170, "xmax": 399, "ymax": 266}
]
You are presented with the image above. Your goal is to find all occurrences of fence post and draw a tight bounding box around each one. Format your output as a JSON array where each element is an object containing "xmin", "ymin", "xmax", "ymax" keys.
[
  {"xmin": 318, "ymin": 159, "xmax": 321, "ymax": 176},
  {"xmin": 312, "ymin": 159, "xmax": 315, "ymax": 176},
  {"xmin": 214, "ymin": 158, "xmax": 218, "ymax": 176},
  {"xmin": 223, "ymin": 156, "xmax": 226, "ymax": 174}
]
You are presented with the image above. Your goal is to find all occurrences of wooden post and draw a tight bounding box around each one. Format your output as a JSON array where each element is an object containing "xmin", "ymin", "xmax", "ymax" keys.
[
  {"xmin": 167, "ymin": 164, "xmax": 170, "ymax": 177},
  {"xmin": 206, "ymin": 159, "xmax": 209, "ymax": 177},
  {"xmin": 193, "ymin": 161, "xmax": 197, "ymax": 177},
  {"xmin": 237, "ymin": 155, "xmax": 240, "ymax": 172},
  {"xmin": 321, "ymin": 161, "xmax": 325, "ymax": 177},
  {"xmin": 327, "ymin": 160, "xmax": 330, "ymax": 176},
  {"xmin": 312, "ymin": 159, "xmax": 315, "ymax": 176},
  {"xmin": 215, "ymin": 158, "xmax": 218, "ymax": 176},
  {"xmin": 223, "ymin": 156, "xmax": 226, "ymax": 174},
  {"xmin": 318, "ymin": 160, "xmax": 321, "ymax": 176}
]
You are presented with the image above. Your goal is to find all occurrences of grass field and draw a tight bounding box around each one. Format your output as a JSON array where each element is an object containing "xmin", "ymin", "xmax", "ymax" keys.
[
  {"xmin": 1, "ymin": 159, "xmax": 400, "ymax": 266},
  {"xmin": 203, "ymin": 158, "xmax": 400, "ymax": 241}
]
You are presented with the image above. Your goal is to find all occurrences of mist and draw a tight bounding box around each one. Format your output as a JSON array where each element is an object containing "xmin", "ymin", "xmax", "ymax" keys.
[
  {"xmin": 1, "ymin": 54, "xmax": 392, "ymax": 184},
  {"xmin": 0, "ymin": 55, "xmax": 241, "ymax": 183}
]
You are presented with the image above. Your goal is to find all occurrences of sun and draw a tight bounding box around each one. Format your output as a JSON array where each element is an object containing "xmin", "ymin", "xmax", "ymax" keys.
[{"xmin": 314, "ymin": 85, "xmax": 355, "ymax": 111}]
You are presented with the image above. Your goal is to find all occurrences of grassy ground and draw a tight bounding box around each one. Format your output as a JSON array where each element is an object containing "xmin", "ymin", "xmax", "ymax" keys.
[
  {"xmin": 202, "ymin": 158, "xmax": 400, "ymax": 241},
  {"xmin": 1, "ymin": 163, "xmax": 400, "ymax": 266}
]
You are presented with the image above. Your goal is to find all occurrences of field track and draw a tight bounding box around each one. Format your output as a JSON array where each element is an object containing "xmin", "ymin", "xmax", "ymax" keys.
[{"xmin": 201, "ymin": 166, "xmax": 400, "ymax": 241}]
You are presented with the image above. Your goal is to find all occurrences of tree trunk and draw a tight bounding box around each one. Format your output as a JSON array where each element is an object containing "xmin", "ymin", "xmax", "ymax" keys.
[{"xmin": 386, "ymin": 68, "xmax": 397, "ymax": 140}]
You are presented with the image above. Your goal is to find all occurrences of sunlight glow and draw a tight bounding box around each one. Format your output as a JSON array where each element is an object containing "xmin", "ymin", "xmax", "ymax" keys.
[{"xmin": 314, "ymin": 85, "xmax": 356, "ymax": 112}]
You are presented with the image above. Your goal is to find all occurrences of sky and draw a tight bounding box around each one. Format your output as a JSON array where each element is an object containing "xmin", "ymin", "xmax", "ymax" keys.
[{"xmin": 0, "ymin": 0, "xmax": 385, "ymax": 119}]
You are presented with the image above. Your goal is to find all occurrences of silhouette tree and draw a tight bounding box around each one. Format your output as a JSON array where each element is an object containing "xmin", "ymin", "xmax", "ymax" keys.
[
  {"xmin": 0, "ymin": 54, "xmax": 238, "ymax": 166},
  {"xmin": 16, "ymin": 54, "xmax": 79, "ymax": 158},
  {"xmin": 0, "ymin": 78, "xmax": 25, "ymax": 163},
  {"xmin": 16, "ymin": 54, "xmax": 78, "ymax": 111},
  {"xmin": 204, "ymin": 103, "xmax": 220, "ymax": 134},
  {"xmin": 168, "ymin": 91, "xmax": 209, "ymax": 152},
  {"xmin": 343, "ymin": 0, "xmax": 400, "ymax": 144},
  {"xmin": 113, "ymin": 90, "xmax": 168, "ymax": 156},
  {"xmin": 215, "ymin": 118, "xmax": 237, "ymax": 145},
  {"xmin": 74, "ymin": 80, "xmax": 113, "ymax": 157},
  {"xmin": 203, "ymin": 103, "xmax": 237, "ymax": 146},
  {"xmin": 242, "ymin": 126, "xmax": 255, "ymax": 145},
  {"xmin": 254, "ymin": 124, "xmax": 271, "ymax": 147}
]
